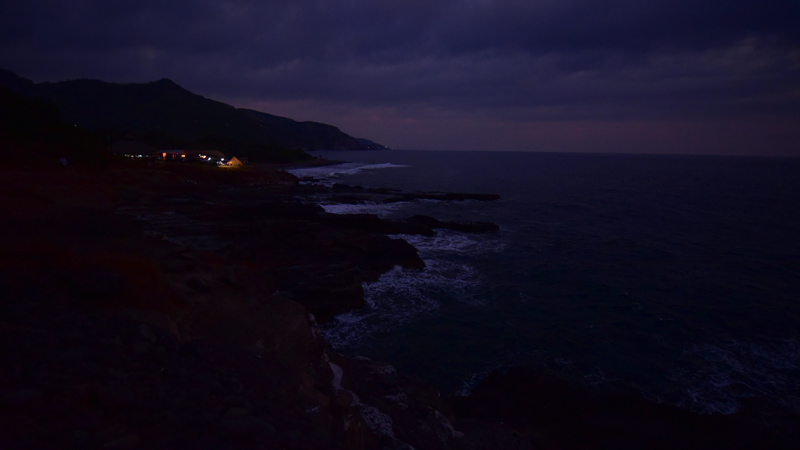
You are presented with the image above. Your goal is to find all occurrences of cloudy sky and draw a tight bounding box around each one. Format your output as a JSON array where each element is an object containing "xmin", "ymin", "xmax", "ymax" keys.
[{"xmin": 1, "ymin": 1, "xmax": 798, "ymax": 155}]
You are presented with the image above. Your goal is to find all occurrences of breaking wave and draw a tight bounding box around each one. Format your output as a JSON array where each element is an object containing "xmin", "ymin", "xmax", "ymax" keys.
[
  {"xmin": 288, "ymin": 162, "xmax": 407, "ymax": 186},
  {"xmin": 320, "ymin": 202, "xmax": 411, "ymax": 218},
  {"xmin": 395, "ymin": 230, "xmax": 508, "ymax": 256},
  {"xmin": 320, "ymin": 222, "xmax": 505, "ymax": 352},
  {"xmin": 321, "ymin": 258, "xmax": 483, "ymax": 351}
]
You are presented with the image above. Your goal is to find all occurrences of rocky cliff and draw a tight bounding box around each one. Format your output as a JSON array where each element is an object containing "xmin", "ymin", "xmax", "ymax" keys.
[{"xmin": 0, "ymin": 156, "xmax": 474, "ymax": 449}]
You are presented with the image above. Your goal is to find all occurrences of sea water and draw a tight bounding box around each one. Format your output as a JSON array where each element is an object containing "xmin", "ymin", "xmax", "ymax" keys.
[{"xmin": 289, "ymin": 150, "xmax": 800, "ymax": 421}]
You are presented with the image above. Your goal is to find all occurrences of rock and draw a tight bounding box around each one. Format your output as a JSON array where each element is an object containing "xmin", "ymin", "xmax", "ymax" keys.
[
  {"xmin": 101, "ymin": 434, "xmax": 139, "ymax": 449},
  {"xmin": 407, "ymin": 215, "xmax": 499, "ymax": 233},
  {"xmin": 186, "ymin": 275, "xmax": 211, "ymax": 292},
  {"xmin": 224, "ymin": 407, "xmax": 251, "ymax": 418},
  {"xmin": 328, "ymin": 354, "xmax": 456, "ymax": 450},
  {"xmin": 138, "ymin": 324, "xmax": 156, "ymax": 342},
  {"xmin": 65, "ymin": 265, "xmax": 126, "ymax": 303},
  {"xmin": 132, "ymin": 342, "xmax": 149, "ymax": 354},
  {"xmin": 335, "ymin": 391, "xmax": 355, "ymax": 410},
  {"xmin": 220, "ymin": 414, "xmax": 276, "ymax": 438},
  {"xmin": 161, "ymin": 258, "xmax": 185, "ymax": 272},
  {"xmin": 91, "ymin": 385, "xmax": 134, "ymax": 410},
  {"xmin": 120, "ymin": 308, "xmax": 181, "ymax": 341},
  {"xmin": 320, "ymin": 212, "xmax": 434, "ymax": 236},
  {"xmin": 0, "ymin": 388, "xmax": 44, "ymax": 405},
  {"xmin": 0, "ymin": 161, "xmax": 504, "ymax": 450},
  {"xmin": 378, "ymin": 237, "xmax": 425, "ymax": 271},
  {"xmin": 220, "ymin": 266, "xmax": 237, "ymax": 286},
  {"xmin": 401, "ymin": 192, "xmax": 500, "ymax": 202},
  {"xmin": 73, "ymin": 430, "xmax": 90, "ymax": 440}
]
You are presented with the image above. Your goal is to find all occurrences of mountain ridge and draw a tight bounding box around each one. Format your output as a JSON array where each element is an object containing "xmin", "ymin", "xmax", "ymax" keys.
[{"xmin": 0, "ymin": 69, "xmax": 384, "ymax": 159}]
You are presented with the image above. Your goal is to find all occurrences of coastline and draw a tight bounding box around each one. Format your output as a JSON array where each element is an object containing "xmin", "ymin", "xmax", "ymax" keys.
[
  {"xmin": 1, "ymin": 158, "xmax": 797, "ymax": 449},
  {"xmin": 0, "ymin": 158, "xmax": 471, "ymax": 449}
]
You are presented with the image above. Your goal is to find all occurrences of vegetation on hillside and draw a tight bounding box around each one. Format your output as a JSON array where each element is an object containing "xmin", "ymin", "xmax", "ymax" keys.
[{"xmin": 1, "ymin": 69, "xmax": 380, "ymax": 163}]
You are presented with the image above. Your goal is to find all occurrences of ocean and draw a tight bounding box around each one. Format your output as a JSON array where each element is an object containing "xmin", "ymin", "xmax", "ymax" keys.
[{"xmin": 288, "ymin": 150, "xmax": 800, "ymax": 423}]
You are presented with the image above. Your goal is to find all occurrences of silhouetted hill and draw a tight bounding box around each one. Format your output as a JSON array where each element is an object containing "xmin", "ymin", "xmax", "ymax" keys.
[
  {"xmin": 242, "ymin": 109, "xmax": 365, "ymax": 150},
  {"xmin": 0, "ymin": 69, "xmax": 35, "ymax": 95},
  {"xmin": 0, "ymin": 85, "xmax": 106, "ymax": 163},
  {"xmin": 0, "ymin": 70, "xmax": 385, "ymax": 160},
  {"xmin": 356, "ymin": 138, "xmax": 390, "ymax": 149}
]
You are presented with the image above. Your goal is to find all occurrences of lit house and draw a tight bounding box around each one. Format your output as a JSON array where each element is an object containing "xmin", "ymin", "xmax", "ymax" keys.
[
  {"xmin": 110, "ymin": 140, "xmax": 157, "ymax": 159},
  {"xmin": 158, "ymin": 150, "xmax": 186, "ymax": 161}
]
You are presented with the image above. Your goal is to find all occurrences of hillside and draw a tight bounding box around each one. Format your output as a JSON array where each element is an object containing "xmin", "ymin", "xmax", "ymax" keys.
[{"xmin": 0, "ymin": 69, "xmax": 382, "ymax": 159}]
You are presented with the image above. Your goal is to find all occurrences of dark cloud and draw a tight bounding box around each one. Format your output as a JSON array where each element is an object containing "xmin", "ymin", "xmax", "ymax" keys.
[{"xmin": 1, "ymin": 0, "xmax": 798, "ymax": 153}]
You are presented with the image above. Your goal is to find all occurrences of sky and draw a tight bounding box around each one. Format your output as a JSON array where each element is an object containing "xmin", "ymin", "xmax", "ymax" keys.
[{"xmin": 1, "ymin": 0, "xmax": 799, "ymax": 155}]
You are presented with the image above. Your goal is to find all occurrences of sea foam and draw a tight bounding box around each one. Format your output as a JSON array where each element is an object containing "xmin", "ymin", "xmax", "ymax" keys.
[
  {"xmin": 395, "ymin": 230, "xmax": 507, "ymax": 256},
  {"xmin": 321, "ymin": 257, "xmax": 484, "ymax": 351},
  {"xmin": 321, "ymin": 225, "xmax": 503, "ymax": 351},
  {"xmin": 288, "ymin": 162, "xmax": 407, "ymax": 186}
]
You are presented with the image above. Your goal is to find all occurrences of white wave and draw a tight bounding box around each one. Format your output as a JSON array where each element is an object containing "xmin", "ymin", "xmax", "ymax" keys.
[
  {"xmin": 455, "ymin": 371, "xmax": 493, "ymax": 397},
  {"xmin": 288, "ymin": 162, "xmax": 408, "ymax": 185},
  {"xmin": 392, "ymin": 230, "xmax": 507, "ymax": 256},
  {"xmin": 322, "ymin": 310, "xmax": 380, "ymax": 350},
  {"xmin": 365, "ymin": 260, "xmax": 482, "ymax": 307},
  {"xmin": 321, "ymin": 201, "xmax": 411, "ymax": 217},
  {"xmin": 321, "ymin": 259, "xmax": 484, "ymax": 350}
]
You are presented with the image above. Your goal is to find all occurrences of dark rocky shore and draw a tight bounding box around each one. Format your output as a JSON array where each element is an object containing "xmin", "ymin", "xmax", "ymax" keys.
[{"xmin": 2, "ymin": 160, "xmax": 797, "ymax": 449}]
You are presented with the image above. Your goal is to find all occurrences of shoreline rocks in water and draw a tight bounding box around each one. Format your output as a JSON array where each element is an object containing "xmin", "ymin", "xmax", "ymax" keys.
[
  {"xmin": 406, "ymin": 214, "xmax": 500, "ymax": 233},
  {"xmin": 0, "ymin": 159, "xmax": 492, "ymax": 449},
  {"xmin": 317, "ymin": 182, "xmax": 501, "ymax": 205},
  {"xmin": 1, "ymin": 159, "xmax": 797, "ymax": 449}
]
